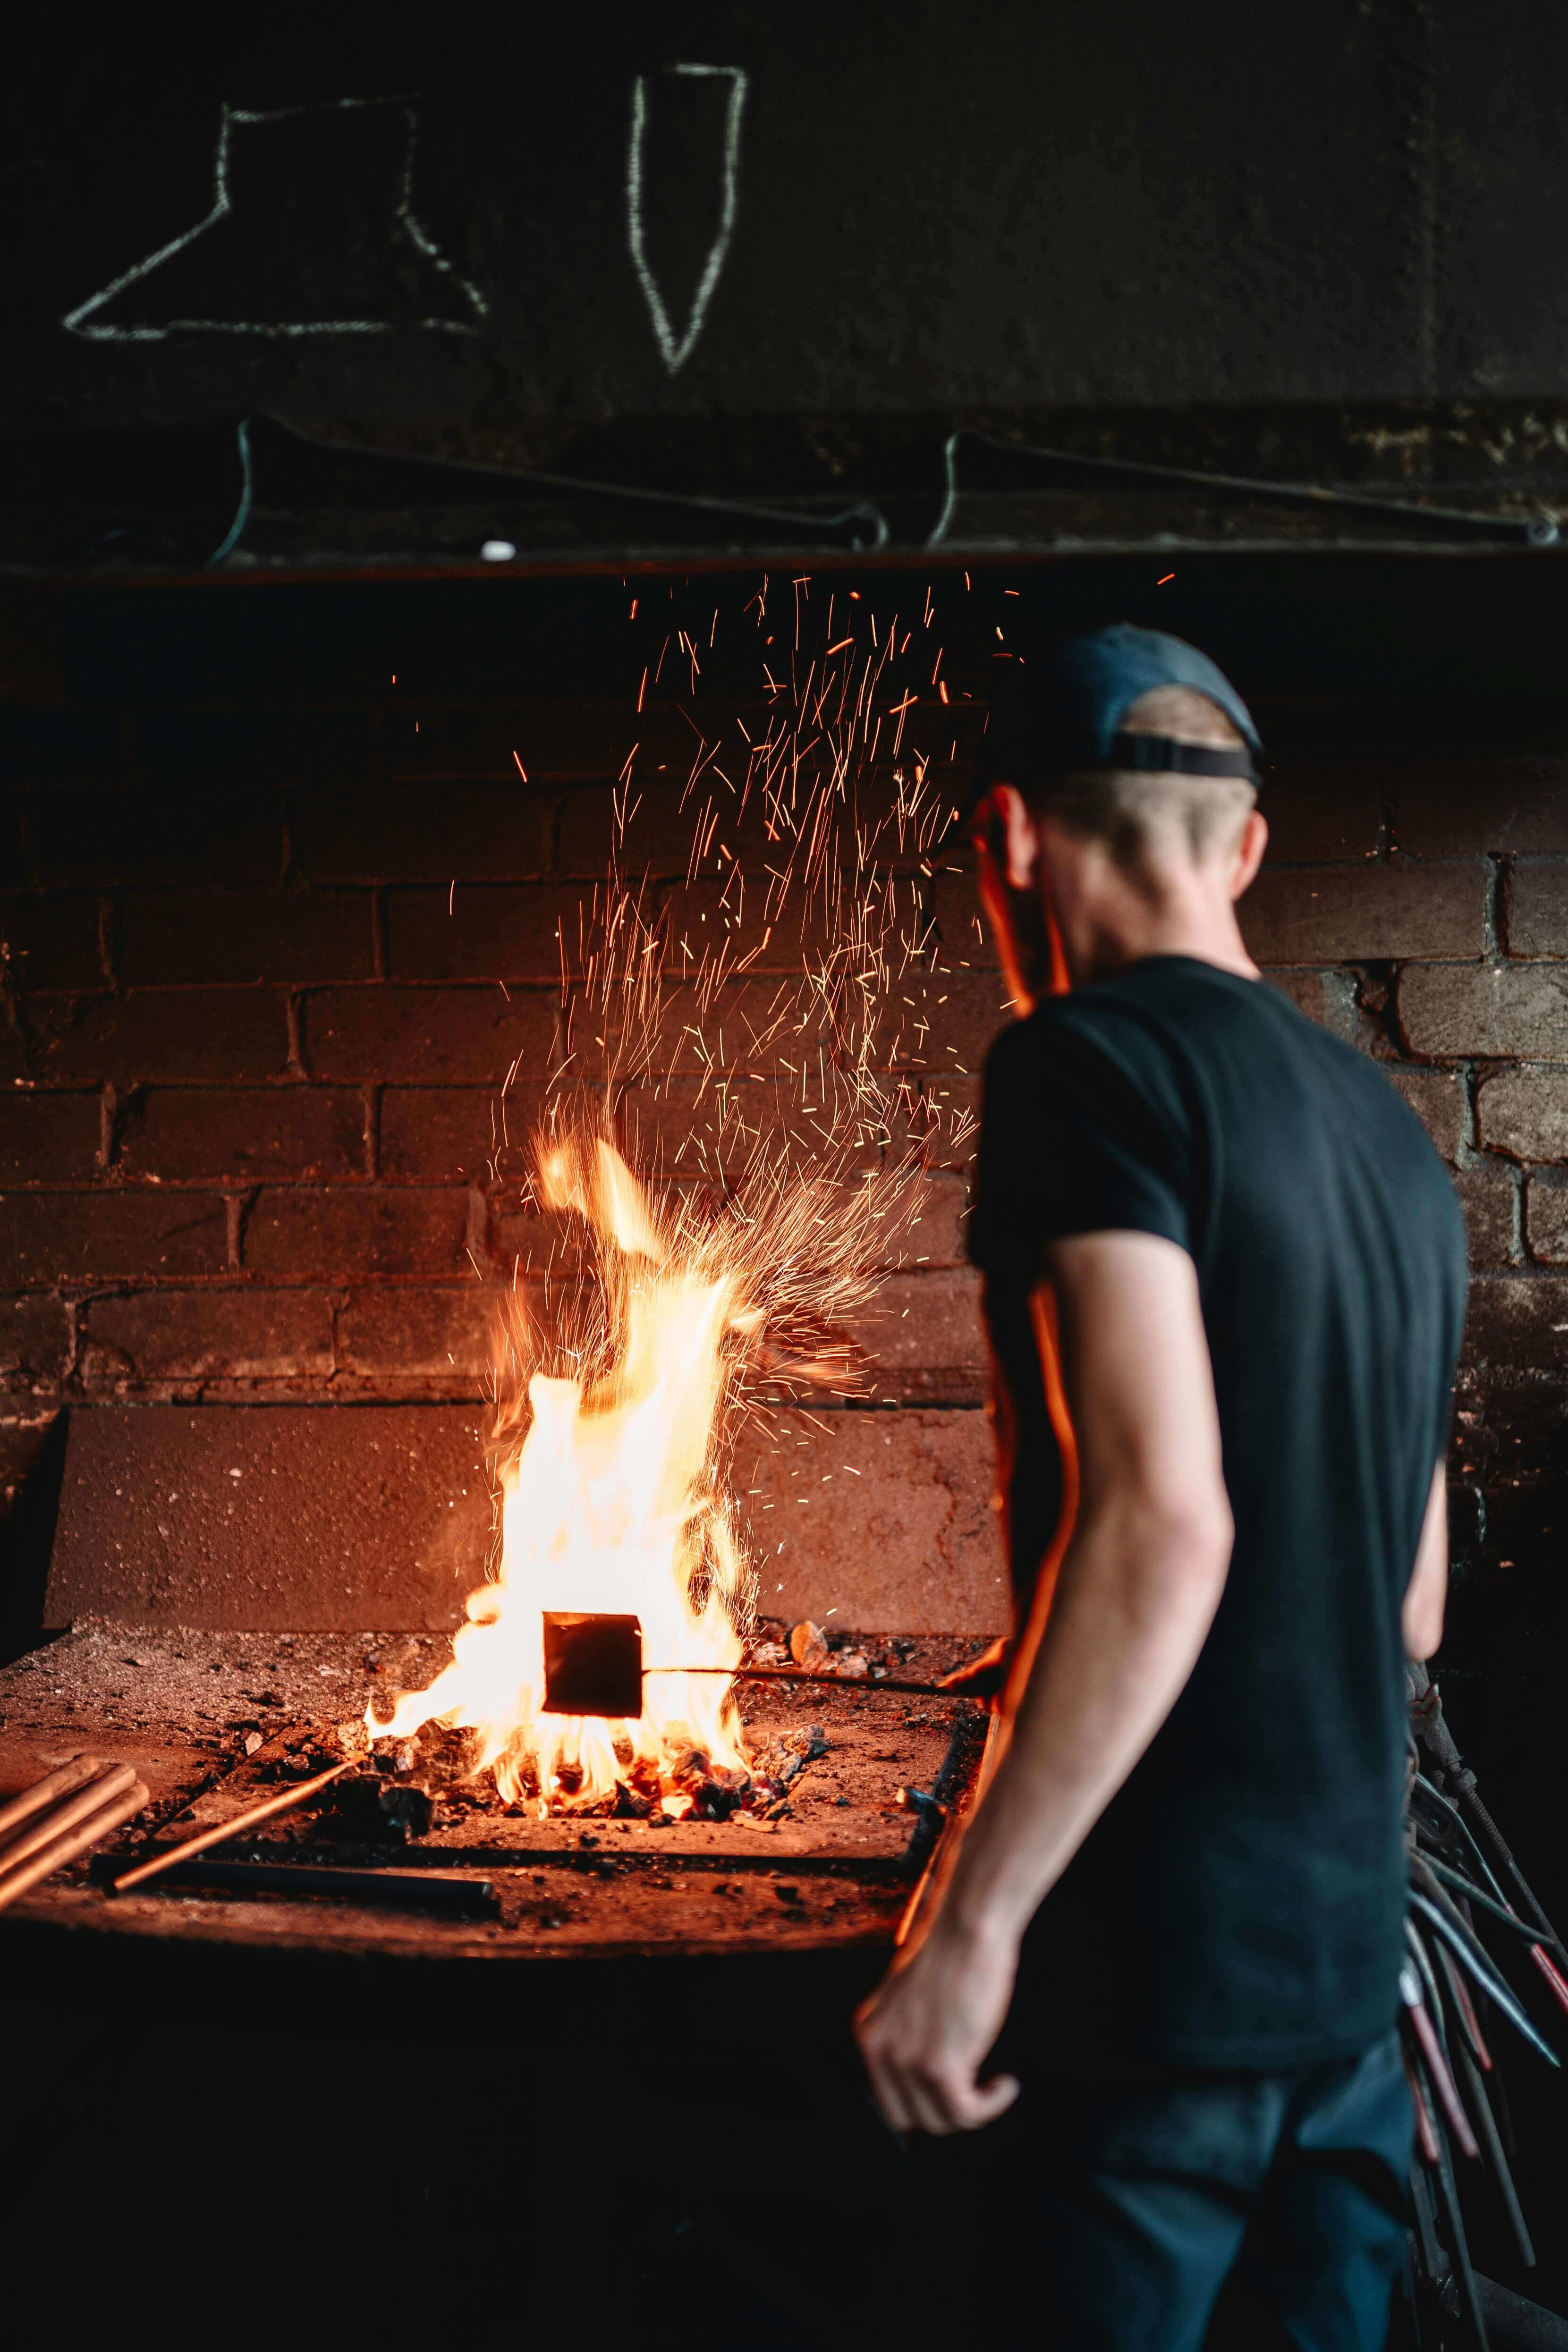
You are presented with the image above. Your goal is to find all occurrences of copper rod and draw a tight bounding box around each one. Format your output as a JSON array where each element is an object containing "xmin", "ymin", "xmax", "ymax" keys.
[
  {"xmin": 110, "ymin": 1760, "xmax": 353, "ymax": 1895},
  {"xmin": 0, "ymin": 1753, "xmax": 110, "ymax": 1843},
  {"xmin": 0, "ymin": 1779, "xmax": 149, "ymax": 1914},
  {"xmin": 645, "ymin": 1663, "xmax": 964, "ymax": 1699},
  {"xmin": 0, "ymin": 1761, "xmax": 136, "ymax": 1878}
]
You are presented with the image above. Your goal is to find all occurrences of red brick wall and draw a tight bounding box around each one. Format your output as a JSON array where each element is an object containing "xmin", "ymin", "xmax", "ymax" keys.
[{"xmin": 2, "ymin": 590, "xmax": 1566, "ymax": 1705}]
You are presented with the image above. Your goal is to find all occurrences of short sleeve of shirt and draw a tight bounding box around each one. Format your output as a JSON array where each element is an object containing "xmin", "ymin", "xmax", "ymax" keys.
[{"xmin": 969, "ymin": 1007, "xmax": 1191, "ymax": 1278}]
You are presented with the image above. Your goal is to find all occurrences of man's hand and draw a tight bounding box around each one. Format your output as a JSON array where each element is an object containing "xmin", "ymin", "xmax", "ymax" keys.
[{"xmin": 854, "ymin": 1915, "xmax": 1022, "ymax": 2135}]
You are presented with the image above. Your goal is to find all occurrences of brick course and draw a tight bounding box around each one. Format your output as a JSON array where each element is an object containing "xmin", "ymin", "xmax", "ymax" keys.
[
  {"xmin": 1242, "ymin": 862, "xmax": 1487, "ymax": 966},
  {"xmin": 1, "ymin": 1190, "xmax": 229, "ymax": 1283},
  {"xmin": 29, "ymin": 990, "xmax": 291, "ymax": 1086},
  {"xmin": 1476, "ymin": 1068, "xmax": 1568, "ymax": 1162},
  {"xmin": 385, "ymin": 886, "xmax": 583, "ymax": 981},
  {"xmin": 0, "ymin": 1091, "xmax": 102, "ymax": 1183},
  {"xmin": 0, "ymin": 1294, "xmax": 73, "ymax": 1386},
  {"xmin": 1504, "ymin": 863, "xmax": 1568, "ymax": 959},
  {"xmin": 0, "ymin": 894, "xmax": 105, "ymax": 990},
  {"xmin": 1525, "ymin": 1180, "xmax": 1568, "ymax": 1264},
  {"xmin": 288, "ymin": 784, "xmax": 549, "ymax": 882},
  {"xmin": 1401, "ymin": 965, "xmax": 1568, "ymax": 1061},
  {"xmin": 243, "ymin": 1187, "xmax": 474, "ymax": 1281},
  {"xmin": 117, "ymin": 1087, "xmax": 366, "ymax": 1183},
  {"xmin": 79, "ymin": 1288, "xmax": 335, "ymax": 1383},
  {"xmin": 120, "ymin": 889, "xmax": 374, "ymax": 986},
  {"xmin": 302, "ymin": 986, "xmax": 559, "ymax": 1084}
]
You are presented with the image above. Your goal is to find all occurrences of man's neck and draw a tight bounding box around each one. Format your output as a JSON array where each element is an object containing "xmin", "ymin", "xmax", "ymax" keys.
[{"xmin": 1059, "ymin": 874, "xmax": 1259, "ymax": 988}]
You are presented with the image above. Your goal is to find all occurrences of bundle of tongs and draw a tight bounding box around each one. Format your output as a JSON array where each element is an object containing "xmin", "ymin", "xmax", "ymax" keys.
[{"xmin": 1400, "ymin": 1663, "xmax": 1567, "ymax": 2350}]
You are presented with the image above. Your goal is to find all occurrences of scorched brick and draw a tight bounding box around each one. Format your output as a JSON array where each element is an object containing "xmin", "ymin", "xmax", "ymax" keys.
[
  {"xmin": 116, "ymin": 1087, "xmax": 367, "ymax": 1184},
  {"xmin": 1476, "ymin": 1068, "xmax": 1568, "ymax": 1163},
  {"xmin": 119, "ymin": 889, "xmax": 375, "ymax": 986},
  {"xmin": 301, "ymin": 986, "xmax": 559, "ymax": 1085},
  {"xmin": 1257, "ymin": 766, "xmax": 1383, "ymax": 862},
  {"xmin": 0, "ymin": 1190, "xmax": 229, "ymax": 1283},
  {"xmin": 871, "ymin": 971, "xmax": 1017, "ymax": 1074},
  {"xmin": 1389, "ymin": 762, "xmax": 1568, "ymax": 857},
  {"xmin": 28, "ymin": 990, "xmax": 290, "ymax": 1086},
  {"xmin": 28, "ymin": 784, "xmax": 282, "ymax": 886},
  {"xmin": 933, "ymin": 865, "xmax": 994, "ymax": 966},
  {"xmin": 0, "ymin": 893, "xmax": 105, "ymax": 991},
  {"xmin": 243, "ymin": 1187, "xmax": 474, "ymax": 1281},
  {"xmin": 850, "ymin": 1271, "xmax": 985, "ymax": 1395},
  {"xmin": 385, "ymin": 885, "xmax": 585, "ymax": 981},
  {"xmin": 1453, "ymin": 1168, "xmax": 1517, "ymax": 1267},
  {"xmin": 1400, "ymin": 966, "xmax": 1568, "ymax": 1061},
  {"xmin": 79, "ymin": 1289, "xmax": 335, "ymax": 1382},
  {"xmin": 378, "ymin": 1085, "xmax": 541, "ymax": 1183},
  {"xmin": 337, "ymin": 1286, "xmax": 497, "ymax": 1379},
  {"xmin": 0, "ymin": 1295, "xmax": 73, "ymax": 1384},
  {"xmin": 1526, "ymin": 1180, "xmax": 1568, "ymax": 1264},
  {"xmin": 1241, "ymin": 863, "xmax": 1486, "ymax": 966},
  {"xmin": 900, "ymin": 1174, "xmax": 972, "ymax": 1267},
  {"xmin": 1503, "ymin": 863, "xmax": 1568, "ymax": 960},
  {"xmin": 1387, "ymin": 1067, "xmax": 1465, "ymax": 1163},
  {"xmin": 386, "ymin": 700, "xmax": 702, "ymax": 782},
  {"xmin": 0, "ymin": 1091, "xmax": 102, "ymax": 1183},
  {"xmin": 1461, "ymin": 1274, "xmax": 1568, "ymax": 1371},
  {"xmin": 287, "ymin": 784, "xmax": 549, "ymax": 883},
  {"xmin": 655, "ymin": 877, "xmax": 840, "ymax": 972}
]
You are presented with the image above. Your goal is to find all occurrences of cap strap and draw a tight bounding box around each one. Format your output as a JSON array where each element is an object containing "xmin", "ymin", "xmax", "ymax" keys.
[{"xmin": 1107, "ymin": 733, "xmax": 1258, "ymax": 782}]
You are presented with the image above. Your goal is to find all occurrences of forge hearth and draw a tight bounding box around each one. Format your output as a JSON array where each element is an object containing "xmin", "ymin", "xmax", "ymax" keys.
[{"xmin": 0, "ymin": 1624, "xmax": 986, "ymax": 1972}]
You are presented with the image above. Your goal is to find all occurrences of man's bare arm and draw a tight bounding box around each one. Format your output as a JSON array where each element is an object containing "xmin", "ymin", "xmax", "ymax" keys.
[
  {"xmin": 856, "ymin": 1231, "xmax": 1234, "ymax": 2135},
  {"xmin": 1403, "ymin": 1461, "xmax": 1448, "ymax": 1662}
]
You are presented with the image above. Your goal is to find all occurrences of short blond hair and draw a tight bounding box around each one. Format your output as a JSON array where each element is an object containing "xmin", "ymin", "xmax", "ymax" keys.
[{"xmin": 1033, "ymin": 686, "xmax": 1255, "ymax": 867}]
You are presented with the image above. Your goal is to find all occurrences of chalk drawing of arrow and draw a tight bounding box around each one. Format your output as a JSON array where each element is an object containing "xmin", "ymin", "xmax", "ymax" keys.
[{"xmin": 627, "ymin": 64, "xmax": 748, "ymax": 375}]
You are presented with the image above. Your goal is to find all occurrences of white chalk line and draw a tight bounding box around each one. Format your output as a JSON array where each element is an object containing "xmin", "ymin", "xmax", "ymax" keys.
[
  {"xmin": 62, "ymin": 95, "xmax": 488, "ymax": 340},
  {"xmin": 627, "ymin": 63, "xmax": 748, "ymax": 375}
]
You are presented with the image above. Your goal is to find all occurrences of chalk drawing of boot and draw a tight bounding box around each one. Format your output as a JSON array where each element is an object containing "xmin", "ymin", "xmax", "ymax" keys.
[
  {"xmin": 63, "ymin": 96, "xmax": 487, "ymax": 339},
  {"xmin": 627, "ymin": 64, "xmax": 748, "ymax": 375}
]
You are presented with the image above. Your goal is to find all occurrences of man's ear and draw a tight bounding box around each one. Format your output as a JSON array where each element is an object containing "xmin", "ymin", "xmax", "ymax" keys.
[
  {"xmin": 994, "ymin": 783, "xmax": 1039, "ymax": 893},
  {"xmin": 1229, "ymin": 807, "xmax": 1268, "ymax": 900}
]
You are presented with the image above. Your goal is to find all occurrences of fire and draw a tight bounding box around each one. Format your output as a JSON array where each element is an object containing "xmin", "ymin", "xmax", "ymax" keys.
[
  {"xmin": 366, "ymin": 577, "xmax": 989, "ymax": 1815},
  {"xmin": 367, "ymin": 1134, "xmax": 754, "ymax": 1808}
]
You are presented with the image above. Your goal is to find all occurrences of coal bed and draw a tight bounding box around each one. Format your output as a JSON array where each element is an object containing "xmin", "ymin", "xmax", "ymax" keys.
[{"xmin": 0, "ymin": 1623, "xmax": 987, "ymax": 1980}]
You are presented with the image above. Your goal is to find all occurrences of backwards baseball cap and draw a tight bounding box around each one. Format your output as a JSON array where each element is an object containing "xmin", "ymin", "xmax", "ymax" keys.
[{"xmin": 962, "ymin": 622, "xmax": 1262, "ymax": 823}]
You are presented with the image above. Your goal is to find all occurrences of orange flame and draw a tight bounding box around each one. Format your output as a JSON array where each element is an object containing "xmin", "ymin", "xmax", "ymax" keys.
[{"xmin": 367, "ymin": 1136, "xmax": 752, "ymax": 1806}]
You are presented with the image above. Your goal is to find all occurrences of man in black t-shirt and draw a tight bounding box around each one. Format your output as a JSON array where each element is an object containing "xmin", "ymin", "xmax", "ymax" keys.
[{"xmin": 855, "ymin": 626, "xmax": 1467, "ymax": 2351}]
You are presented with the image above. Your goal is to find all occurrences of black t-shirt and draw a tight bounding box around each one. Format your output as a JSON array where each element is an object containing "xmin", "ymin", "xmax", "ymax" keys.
[{"xmin": 971, "ymin": 956, "xmax": 1468, "ymax": 2071}]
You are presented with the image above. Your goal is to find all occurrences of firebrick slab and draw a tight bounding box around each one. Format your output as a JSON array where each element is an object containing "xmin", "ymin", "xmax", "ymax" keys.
[{"xmin": 46, "ymin": 1404, "xmax": 491, "ymax": 1631}]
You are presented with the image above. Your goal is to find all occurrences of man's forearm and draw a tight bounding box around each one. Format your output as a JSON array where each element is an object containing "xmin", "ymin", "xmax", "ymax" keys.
[{"xmin": 938, "ymin": 1494, "xmax": 1230, "ymax": 1948}]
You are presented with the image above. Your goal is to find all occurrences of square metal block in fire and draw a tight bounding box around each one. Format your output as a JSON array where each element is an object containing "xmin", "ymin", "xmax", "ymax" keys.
[{"xmin": 542, "ymin": 1612, "xmax": 644, "ymax": 1719}]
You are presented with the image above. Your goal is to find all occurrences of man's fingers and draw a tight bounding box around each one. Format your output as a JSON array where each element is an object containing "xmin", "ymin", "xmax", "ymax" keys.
[
  {"xmin": 862, "ymin": 2048, "xmax": 917, "ymax": 2136},
  {"xmin": 901, "ymin": 2071, "xmax": 958, "ymax": 2137},
  {"xmin": 961, "ymin": 2071, "xmax": 1021, "ymax": 2128}
]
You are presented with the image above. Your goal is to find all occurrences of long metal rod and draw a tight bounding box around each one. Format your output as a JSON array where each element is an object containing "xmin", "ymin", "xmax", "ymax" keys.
[
  {"xmin": 0, "ymin": 1778, "xmax": 149, "ymax": 1913},
  {"xmin": 645, "ymin": 1661, "xmax": 966, "ymax": 1700},
  {"xmin": 110, "ymin": 1760, "xmax": 352, "ymax": 1894},
  {"xmin": 0, "ymin": 1753, "xmax": 112, "ymax": 1844},
  {"xmin": 0, "ymin": 1761, "xmax": 136, "ymax": 1879}
]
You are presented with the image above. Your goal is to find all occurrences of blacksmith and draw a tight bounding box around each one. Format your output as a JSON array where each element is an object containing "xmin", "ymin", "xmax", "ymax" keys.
[{"xmin": 855, "ymin": 625, "xmax": 1467, "ymax": 2349}]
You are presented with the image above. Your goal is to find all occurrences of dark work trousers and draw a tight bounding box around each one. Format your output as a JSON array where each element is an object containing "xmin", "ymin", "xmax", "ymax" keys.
[{"xmin": 909, "ymin": 2028, "xmax": 1413, "ymax": 2352}]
